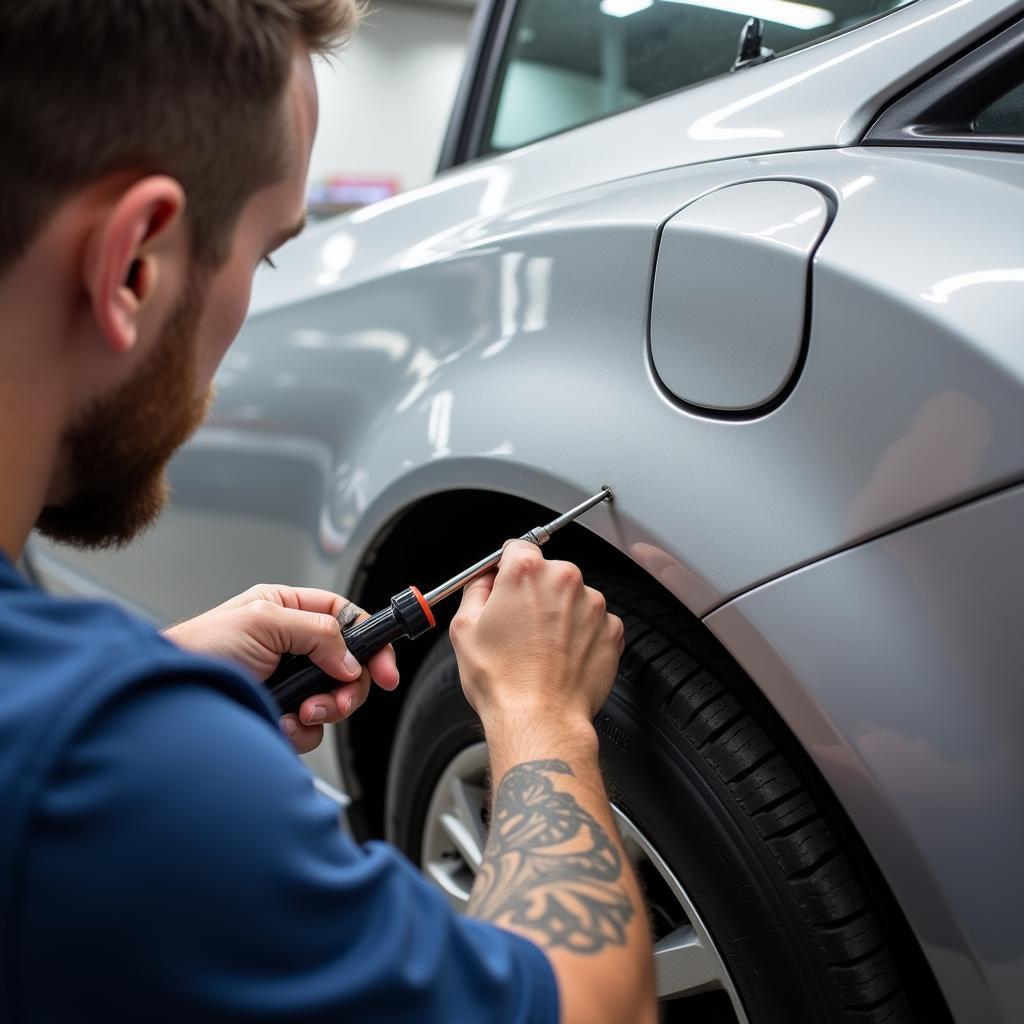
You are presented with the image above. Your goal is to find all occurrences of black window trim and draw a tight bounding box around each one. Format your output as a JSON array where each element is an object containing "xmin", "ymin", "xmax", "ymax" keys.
[
  {"xmin": 865, "ymin": 17, "xmax": 1024, "ymax": 153},
  {"xmin": 437, "ymin": 0, "xmax": 519, "ymax": 173}
]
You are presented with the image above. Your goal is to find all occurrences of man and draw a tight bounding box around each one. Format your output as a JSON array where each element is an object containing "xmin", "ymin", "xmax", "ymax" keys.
[{"xmin": 0, "ymin": 2, "xmax": 657, "ymax": 1021}]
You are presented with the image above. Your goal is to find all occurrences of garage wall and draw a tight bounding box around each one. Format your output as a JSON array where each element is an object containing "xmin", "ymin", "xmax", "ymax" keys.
[{"xmin": 309, "ymin": 0, "xmax": 475, "ymax": 194}]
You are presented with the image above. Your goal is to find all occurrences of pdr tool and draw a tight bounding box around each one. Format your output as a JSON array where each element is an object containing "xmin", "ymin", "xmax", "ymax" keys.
[{"xmin": 267, "ymin": 488, "xmax": 614, "ymax": 714}]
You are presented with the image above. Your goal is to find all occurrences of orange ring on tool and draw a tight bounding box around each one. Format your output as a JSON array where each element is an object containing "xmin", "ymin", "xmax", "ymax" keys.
[{"xmin": 409, "ymin": 586, "xmax": 436, "ymax": 628}]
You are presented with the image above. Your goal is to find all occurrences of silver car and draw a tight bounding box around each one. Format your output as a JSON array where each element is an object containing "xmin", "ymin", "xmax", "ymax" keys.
[{"xmin": 30, "ymin": 0, "xmax": 1024, "ymax": 1020}]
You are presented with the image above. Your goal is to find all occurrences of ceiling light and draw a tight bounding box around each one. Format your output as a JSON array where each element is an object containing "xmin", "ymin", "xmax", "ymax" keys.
[
  {"xmin": 601, "ymin": 0, "xmax": 654, "ymax": 17},
  {"xmin": 662, "ymin": 0, "xmax": 833, "ymax": 30}
]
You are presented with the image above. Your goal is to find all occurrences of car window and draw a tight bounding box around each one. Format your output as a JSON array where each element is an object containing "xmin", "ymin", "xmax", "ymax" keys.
[
  {"xmin": 483, "ymin": 0, "xmax": 915, "ymax": 154},
  {"xmin": 974, "ymin": 81, "xmax": 1024, "ymax": 136}
]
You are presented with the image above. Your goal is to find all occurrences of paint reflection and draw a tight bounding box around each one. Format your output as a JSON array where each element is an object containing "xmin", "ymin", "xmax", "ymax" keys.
[
  {"xmin": 316, "ymin": 232, "xmax": 356, "ymax": 287},
  {"xmin": 428, "ymin": 390, "xmax": 454, "ymax": 458},
  {"xmin": 840, "ymin": 174, "xmax": 874, "ymax": 198},
  {"xmin": 753, "ymin": 204, "xmax": 825, "ymax": 249},
  {"xmin": 922, "ymin": 268, "xmax": 1024, "ymax": 305},
  {"xmin": 481, "ymin": 252, "xmax": 553, "ymax": 358},
  {"xmin": 289, "ymin": 327, "xmax": 410, "ymax": 360}
]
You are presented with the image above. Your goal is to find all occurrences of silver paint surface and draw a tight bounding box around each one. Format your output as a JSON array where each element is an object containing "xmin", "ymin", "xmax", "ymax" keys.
[{"xmin": 707, "ymin": 484, "xmax": 1024, "ymax": 1024}]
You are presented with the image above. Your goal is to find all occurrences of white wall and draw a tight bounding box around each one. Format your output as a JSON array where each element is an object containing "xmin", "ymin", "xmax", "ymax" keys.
[{"xmin": 309, "ymin": 1, "xmax": 474, "ymax": 194}]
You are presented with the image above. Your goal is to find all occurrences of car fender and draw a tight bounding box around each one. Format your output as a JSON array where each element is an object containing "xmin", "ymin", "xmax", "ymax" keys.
[{"xmin": 706, "ymin": 482, "xmax": 1024, "ymax": 1024}]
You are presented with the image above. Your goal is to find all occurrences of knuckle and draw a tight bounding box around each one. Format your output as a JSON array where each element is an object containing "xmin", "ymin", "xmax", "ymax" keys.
[
  {"xmin": 505, "ymin": 548, "xmax": 541, "ymax": 579},
  {"xmin": 316, "ymin": 613, "xmax": 341, "ymax": 638},
  {"xmin": 609, "ymin": 614, "xmax": 625, "ymax": 646},
  {"xmin": 250, "ymin": 599, "xmax": 279, "ymax": 625},
  {"xmin": 245, "ymin": 584, "xmax": 276, "ymax": 604},
  {"xmin": 552, "ymin": 562, "xmax": 582, "ymax": 589},
  {"xmin": 449, "ymin": 614, "xmax": 470, "ymax": 640},
  {"xmin": 504, "ymin": 539, "xmax": 535, "ymax": 555}
]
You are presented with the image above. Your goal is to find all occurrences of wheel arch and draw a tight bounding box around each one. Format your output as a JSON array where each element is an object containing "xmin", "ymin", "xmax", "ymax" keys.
[
  {"xmin": 337, "ymin": 481, "xmax": 955, "ymax": 1022},
  {"xmin": 334, "ymin": 481, "xmax": 643, "ymax": 838}
]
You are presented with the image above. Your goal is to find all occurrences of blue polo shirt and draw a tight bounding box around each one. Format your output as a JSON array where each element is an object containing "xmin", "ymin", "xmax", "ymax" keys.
[{"xmin": 0, "ymin": 553, "xmax": 558, "ymax": 1022}]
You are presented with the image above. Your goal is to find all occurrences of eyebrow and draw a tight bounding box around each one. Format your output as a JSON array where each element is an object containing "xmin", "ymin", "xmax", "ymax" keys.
[{"xmin": 271, "ymin": 214, "xmax": 307, "ymax": 252}]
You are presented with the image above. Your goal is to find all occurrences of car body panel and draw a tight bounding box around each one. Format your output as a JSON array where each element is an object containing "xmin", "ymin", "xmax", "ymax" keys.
[
  {"xmin": 706, "ymin": 482, "xmax": 1024, "ymax": 1024},
  {"xmin": 36, "ymin": 147, "xmax": 1024, "ymax": 625}
]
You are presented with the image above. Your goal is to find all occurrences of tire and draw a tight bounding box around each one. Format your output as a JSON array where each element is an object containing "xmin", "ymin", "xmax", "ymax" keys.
[{"xmin": 386, "ymin": 575, "xmax": 916, "ymax": 1023}]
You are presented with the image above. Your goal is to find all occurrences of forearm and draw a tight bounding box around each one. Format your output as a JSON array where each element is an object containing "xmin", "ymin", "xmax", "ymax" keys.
[{"xmin": 468, "ymin": 711, "xmax": 657, "ymax": 1024}]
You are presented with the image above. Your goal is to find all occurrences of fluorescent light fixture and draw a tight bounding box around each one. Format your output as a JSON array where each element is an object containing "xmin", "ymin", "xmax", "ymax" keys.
[
  {"xmin": 601, "ymin": 0, "xmax": 654, "ymax": 17},
  {"xmin": 662, "ymin": 0, "xmax": 833, "ymax": 30}
]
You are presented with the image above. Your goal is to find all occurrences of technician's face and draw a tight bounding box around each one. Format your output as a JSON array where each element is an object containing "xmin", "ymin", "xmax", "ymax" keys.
[{"xmin": 37, "ymin": 49, "xmax": 317, "ymax": 549}]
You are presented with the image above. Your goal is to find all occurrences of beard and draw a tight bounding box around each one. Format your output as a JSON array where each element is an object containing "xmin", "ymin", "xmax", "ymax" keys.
[{"xmin": 36, "ymin": 272, "xmax": 213, "ymax": 549}]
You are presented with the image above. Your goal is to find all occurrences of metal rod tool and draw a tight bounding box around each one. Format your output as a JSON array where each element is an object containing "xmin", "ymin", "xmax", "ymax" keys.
[{"xmin": 266, "ymin": 488, "xmax": 613, "ymax": 714}]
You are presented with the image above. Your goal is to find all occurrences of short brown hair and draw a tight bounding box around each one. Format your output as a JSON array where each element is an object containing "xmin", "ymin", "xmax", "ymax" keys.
[{"xmin": 0, "ymin": 0, "xmax": 360, "ymax": 274}]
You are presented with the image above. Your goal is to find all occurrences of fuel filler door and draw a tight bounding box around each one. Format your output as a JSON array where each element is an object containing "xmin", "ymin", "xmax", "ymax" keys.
[{"xmin": 650, "ymin": 180, "xmax": 832, "ymax": 414}]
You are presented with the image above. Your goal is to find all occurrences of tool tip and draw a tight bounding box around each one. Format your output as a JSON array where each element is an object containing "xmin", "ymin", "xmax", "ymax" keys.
[{"xmin": 600, "ymin": 486, "xmax": 614, "ymax": 503}]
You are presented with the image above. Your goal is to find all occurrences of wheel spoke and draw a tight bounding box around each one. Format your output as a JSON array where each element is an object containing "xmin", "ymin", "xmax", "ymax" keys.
[
  {"xmin": 425, "ymin": 860, "xmax": 470, "ymax": 909},
  {"xmin": 421, "ymin": 745, "xmax": 490, "ymax": 910},
  {"xmin": 450, "ymin": 778, "xmax": 488, "ymax": 869},
  {"xmin": 439, "ymin": 811, "xmax": 483, "ymax": 872},
  {"xmin": 653, "ymin": 924, "xmax": 724, "ymax": 1000}
]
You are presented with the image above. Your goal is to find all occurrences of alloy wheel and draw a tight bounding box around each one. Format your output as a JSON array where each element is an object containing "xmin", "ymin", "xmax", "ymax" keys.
[{"xmin": 420, "ymin": 741, "xmax": 750, "ymax": 1021}]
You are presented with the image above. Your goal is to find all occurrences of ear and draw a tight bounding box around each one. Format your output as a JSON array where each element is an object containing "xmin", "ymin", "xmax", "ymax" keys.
[{"xmin": 83, "ymin": 176, "xmax": 187, "ymax": 354}]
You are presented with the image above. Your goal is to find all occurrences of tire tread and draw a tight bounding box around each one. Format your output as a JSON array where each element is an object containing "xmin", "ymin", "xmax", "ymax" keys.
[{"xmin": 595, "ymin": 576, "xmax": 914, "ymax": 1024}]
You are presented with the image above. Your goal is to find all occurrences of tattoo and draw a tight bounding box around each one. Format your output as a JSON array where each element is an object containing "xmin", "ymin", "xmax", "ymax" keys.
[{"xmin": 468, "ymin": 759, "xmax": 634, "ymax": 954}]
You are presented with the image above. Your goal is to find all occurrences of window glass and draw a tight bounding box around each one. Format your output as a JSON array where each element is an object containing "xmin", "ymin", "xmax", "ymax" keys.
[
  {"xmin": 974, "ymin": 82, "xmax": 1024, "ymax": 136},
  {"xmin": 485, "ymin": 0, "xmax": 914, "ymax": 153}
]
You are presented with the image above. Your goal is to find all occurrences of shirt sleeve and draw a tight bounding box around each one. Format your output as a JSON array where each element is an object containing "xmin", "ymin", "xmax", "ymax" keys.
[{"xmin": 17, "ymin": 675, "xmax": 559, "ymax": 1024}]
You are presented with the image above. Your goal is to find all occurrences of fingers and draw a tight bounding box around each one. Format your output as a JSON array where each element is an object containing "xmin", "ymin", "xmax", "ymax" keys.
[
  {"xmin": 251, "ymin": 602, "xmax": 360, "ymax": 683},
  {"xmin": 240, "ymin": 587, "xmax": 396, "ymax": 687},
  {"xmin": 499, "ymin": 538, "xmax": 544, "ymax": 572},
  {"xmin": 608, "ymin": 611, "xmax": 625, "ymax": 654},
  {"xmin": 288, "ymin": 604, "xmax": 398, "ymax": 725},
  {"xmin": 461, "ymin": 570, "xmax": 497, "ymax": 613},
  {"xmin": 367, "ymin": 645, "xmax": 400, "ymax": 691},
  {"xmin": 222, "ymin": 583, "xmax": 350, "ymax": 616},
  {"xmin": 452, "ymin": 570, "xmax": 496, "ymax": 631},
  {"xmin": 279, "ymin": 714, "xmax": 323, "ymax": 755},
  {"xmin": 295, "ymin": 668, "xmax": 373, "ymax": 726},
  {"xmin": 340, "ymin": 606, "xmax": 399, "ymax": 692}
]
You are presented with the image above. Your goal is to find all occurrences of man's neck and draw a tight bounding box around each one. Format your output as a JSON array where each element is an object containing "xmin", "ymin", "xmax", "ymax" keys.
[
  {"xmin": 0, "ymin": 322, "xmax": 66, "ymax": 562},
  {"xmin": 0, "ymin": 424, "xmax": 61, "ymax": 563},
  {"xmin": 0, "ymin": 194, "xmax": 102, "ymax": 561}
]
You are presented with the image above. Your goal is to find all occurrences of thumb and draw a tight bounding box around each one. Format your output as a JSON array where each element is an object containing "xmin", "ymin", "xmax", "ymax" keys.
[
  {"xmin": 455, "ymin": 571, "xmax": 496, "ymax": 624},
  {"xmin": 250, "ymin": 603, "xmax": 360, "ymax": 683}
]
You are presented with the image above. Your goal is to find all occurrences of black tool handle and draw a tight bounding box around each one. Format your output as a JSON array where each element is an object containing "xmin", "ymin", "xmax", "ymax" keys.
[{"xmin": 265, "ymin": 587, "xmax": 434, "ymax": 715}]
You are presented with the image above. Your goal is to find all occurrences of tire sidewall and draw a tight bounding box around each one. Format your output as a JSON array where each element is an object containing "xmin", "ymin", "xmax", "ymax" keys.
[{"xmin": 388, "ymin": 628, "xmax": 849, "ymax": 1023}]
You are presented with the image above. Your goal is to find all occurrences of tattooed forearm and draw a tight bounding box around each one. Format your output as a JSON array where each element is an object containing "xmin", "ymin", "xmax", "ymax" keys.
[{"xmin": 468, "ymin": 759, "xmax": 634, "ymax": 954}]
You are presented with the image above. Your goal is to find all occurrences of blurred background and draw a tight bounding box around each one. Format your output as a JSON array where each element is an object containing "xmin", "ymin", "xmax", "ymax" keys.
[{"xmin": 305, "ymin": 0, "xmax": 477, "ymax": 218}]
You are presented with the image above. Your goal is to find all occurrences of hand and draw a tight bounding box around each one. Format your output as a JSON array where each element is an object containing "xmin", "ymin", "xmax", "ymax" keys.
[
  {"xmin": 449, "ymin": 541, "xmax": 624, "ymax": 729},
  {"xmin": 163, "ymin": 583, "xmax": 400, "ymax": 754}
]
